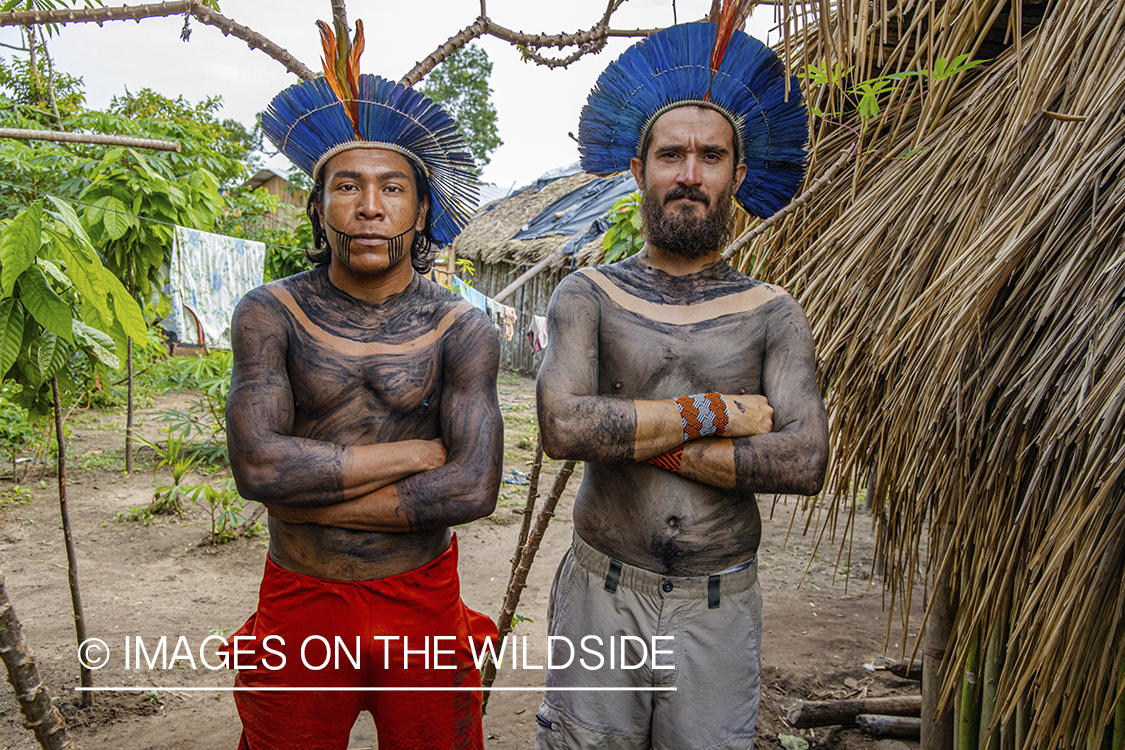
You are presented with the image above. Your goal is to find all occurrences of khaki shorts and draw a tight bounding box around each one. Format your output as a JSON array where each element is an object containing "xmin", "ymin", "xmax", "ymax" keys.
[{"xmin": 535, "ymin": 532, "xmax": 762, "ymax": 750}]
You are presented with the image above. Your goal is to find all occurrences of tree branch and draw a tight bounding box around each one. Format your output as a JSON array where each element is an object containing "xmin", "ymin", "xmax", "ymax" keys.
[
  {"xmin": 399, "ymin": 18, "xmax": 490, "ymax": 88},
  {"xmin": 0, "ymin": 1, "xmax": 315, "ymax": 80},
  {"xmin": 0, "ymin": 127, "xmax": 182, "ymax": 151}
]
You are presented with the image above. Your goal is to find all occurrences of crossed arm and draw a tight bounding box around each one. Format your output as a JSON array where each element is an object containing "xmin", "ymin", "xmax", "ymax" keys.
[
  {"xmin": 226, "ymin": 289, "xmax": 503, "ymax": 532},
  {"xmin": 536, "ymin": 278, "xmax": 828, "ymax": 495}
]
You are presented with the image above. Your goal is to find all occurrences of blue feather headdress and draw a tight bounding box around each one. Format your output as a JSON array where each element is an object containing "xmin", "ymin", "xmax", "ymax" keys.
[
  {"xmin": 578, "ymin": 20, "xmax": 807, "ymax": 219},
  {"xmin": 261, "ymin": 20, "xmax": 477, "ymax": 247}
]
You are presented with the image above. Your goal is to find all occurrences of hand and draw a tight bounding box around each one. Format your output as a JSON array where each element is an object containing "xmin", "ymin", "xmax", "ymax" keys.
[
  {"xmin": 722, "ymin": 394, "xmax": 773, "ymax": 437},
  {"xmin": 419, "ymin": 437, "xmax": 447, "ymax": 471}
]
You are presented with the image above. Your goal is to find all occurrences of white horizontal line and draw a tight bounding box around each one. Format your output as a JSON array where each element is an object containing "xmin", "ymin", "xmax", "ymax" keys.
[{"xmin": 74, "ymin": 686, "xmax": 676, "ymax": 693}]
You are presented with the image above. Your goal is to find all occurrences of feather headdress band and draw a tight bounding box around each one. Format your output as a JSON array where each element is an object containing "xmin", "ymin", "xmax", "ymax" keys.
[
  {"xmin": 260, "ymin": 20, "xmax": 477, "ymax": 247},
  {"xmin": 578, "ymin": 6, "xmax": 807, "ymax": 219}
]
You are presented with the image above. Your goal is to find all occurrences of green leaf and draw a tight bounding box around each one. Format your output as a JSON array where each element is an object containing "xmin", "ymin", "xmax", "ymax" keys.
[
  {"xmin": 17, "ymin": 266, "xmax": 74, "ymax": 343},
  {"xmin": 45, "ymin": 195, "xmax": 98, "ymax": 255},
  {"xmin": 630, "ymin": 211, "xmax": 643, "ymax": 230},
  {"xmin": 37, "ymin": 330, "xmax": 70, "ymax": 381},
  {"xmin": 858, "ymin": 94, "xmax": 880, "ymax": 121},
  {"xmin": 0, "ymin": 299, "xmax": 25, "ymax": 380},
  {"xmin": 38, "ymin": 259, "xmax": 72, "ymax": 290},
  {"xmin": 72, "ymin": 320, "xmax": 120, "ymax": 369},
  {"xmin": 778, "ymin": 735, "xmax": 809, "ymax": 750},
  {"xmin": 1, "ymin": 202, "xmax": 43, "ymax": 298},
  {"xmin": 101, "ymin": 196, "xmax": 132, "ymax": 241}
]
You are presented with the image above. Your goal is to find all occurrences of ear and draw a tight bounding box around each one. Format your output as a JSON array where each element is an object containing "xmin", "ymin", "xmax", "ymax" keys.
[
  {"xmin": 415, "ymin": 194, "xmax": 429, "ymax": 233},
  {"xmin": 629, "ymin": 156, "xmax": 645, "ymax": 190},
  {"xmin": 732, "ymin": 161, "xmax": 747, "ymax": 195}
]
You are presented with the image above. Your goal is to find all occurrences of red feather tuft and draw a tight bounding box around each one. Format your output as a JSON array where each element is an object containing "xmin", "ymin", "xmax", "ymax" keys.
[
  {"xmin": 316, "ymin": 18, "xmax": 364, "ymax": 139},
  {"xmin": 706, "ymin": 0, "xmax": 752, "ymax": 99}
]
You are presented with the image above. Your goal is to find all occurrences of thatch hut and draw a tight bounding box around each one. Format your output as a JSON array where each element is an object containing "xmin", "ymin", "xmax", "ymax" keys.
[
  {"xmin": 450, "ymin": 169, "xmax": 633, "ymax": 374},
  {"xmin": 730, "ymin": 0, "xmax": 1124, "ymax": 747}
]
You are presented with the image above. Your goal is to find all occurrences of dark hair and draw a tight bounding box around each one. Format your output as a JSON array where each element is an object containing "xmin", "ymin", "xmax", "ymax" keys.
[{"xmin": 305, "ymin": 154, "xmax": 439, "ymax": 273}]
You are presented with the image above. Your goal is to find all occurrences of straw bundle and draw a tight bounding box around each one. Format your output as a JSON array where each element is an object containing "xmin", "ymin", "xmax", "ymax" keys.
[{"xmin": 737, "ymin": 0, "xmax": 1125, "ymax": 746}]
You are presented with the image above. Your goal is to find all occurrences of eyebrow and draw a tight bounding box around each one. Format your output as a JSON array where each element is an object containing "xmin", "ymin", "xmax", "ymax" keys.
[
  {"xmin": 654, "ymin": 143, "xmax": 731, "ymax": 156},
  {"xmin": 328, "ymin": 169, "xmax": 412, "ymax": 182}
]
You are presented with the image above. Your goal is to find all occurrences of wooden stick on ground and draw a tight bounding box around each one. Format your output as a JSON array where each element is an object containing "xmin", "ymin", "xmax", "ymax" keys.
[
  {"xmin": 0, "ymin": 571, "xmax": 77, "ymax": 750},
  {"xmin": 481, "ymin": 459, "xmax": 577, "ymax": 711},
  {"xmin": 856, "ymin": 714, "xmax": 922, "ymax": 739},
  {"xmin": 787, "ymin": 695, "xmax": 922, "ymax": 728}
]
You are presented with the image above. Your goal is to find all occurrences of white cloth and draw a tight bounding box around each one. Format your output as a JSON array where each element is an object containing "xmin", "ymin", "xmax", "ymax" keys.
[
  {"xmin": 528, "ymin": 314, "xmax": 549, "ymax": 353},
  {"xmin": 169, "ymin": 227, "xmax": 265, "ymax": 349}
]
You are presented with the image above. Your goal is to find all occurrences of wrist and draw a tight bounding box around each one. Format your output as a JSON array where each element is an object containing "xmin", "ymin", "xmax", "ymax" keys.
[{"xmin": 674, "ymin": 393, "xmax": 730, "ymax": 442}]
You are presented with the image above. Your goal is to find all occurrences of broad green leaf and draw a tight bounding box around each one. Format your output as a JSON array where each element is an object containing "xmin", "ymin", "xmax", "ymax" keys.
[
  {"xmin": 45, "ymin": 196, "xmax": 98, "ymax": 256},
  {"xmin": 630, "ymin": 211, "xmax": 643, "ymax": 230},
  {"xmin": 37, "ymin": 330, "xmax": 70, "ymax": 380},
  {"xmin": 1, "ymin": 202, "xmax": 43, "ymax": 298},
  {"xmin": 858, "ymin": 94, "xmax": 880, "ymax": 121},
  {"xmin": 105, "ymin": 274, "xmax": 148, "ymax": 345},
  {"xmin": 17, "ymin": 266, "xmax": 74, "ymax": 343},
  {"xmin": 38, "ymin": 259, "xmax": 72, "ymax": 289},
  {"xmin": 0, "ymin": 299, "xmax": 24, "ymax": 380},
  {"xmin": 73, "ymin": 320, "xmax": 120, "ymax": 369},
  {"xmin": 101, "ymin": 196, "xmax": 133, "ymax": 241}
]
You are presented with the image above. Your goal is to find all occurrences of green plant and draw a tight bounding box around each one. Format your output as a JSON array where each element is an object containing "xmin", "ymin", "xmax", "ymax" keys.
[
  {"xmin": 601, "ymin": 191, "xmax": 644, "ymax": 263},
  {"xmin": 0, "ymin": 390, "xmax": 34, "ymax": 477},
  {"xmin": 157, "ymin": 349, "xmax": 231, "ymax": 463},
  {"xmin": 118, "ymin": 426, "xmax": 199, "ymax": 519},
  {"xmin": 183, "ymin": 478, "xmax": 245, "ymax": 546},
  {"xmin": 0, "ymin": 484, "xmax": 32, "ymax": 507}
]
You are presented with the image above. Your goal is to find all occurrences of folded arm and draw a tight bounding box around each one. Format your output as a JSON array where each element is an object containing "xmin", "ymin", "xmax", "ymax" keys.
[
  {"xmin": 665, "ymin": 297, "xmax": 829, "ymax": 495},
  {"xmin": 226, "ymin": 287, "xmax": 446, "ymax": 508},
  {"xmin": 537, "ymin": 274, "xmax": 773, "ymax": 464},
  {"xmin": 267, "ymin": 310, "xmax": 504, "ymax": 533}
]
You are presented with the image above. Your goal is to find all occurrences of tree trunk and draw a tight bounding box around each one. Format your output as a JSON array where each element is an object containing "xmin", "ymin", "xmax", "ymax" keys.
[
  {"xmin": 125, "ymin": 337, "xmax": 133, "ymax": 474},
  {"xmin": 52, "ymin": 378, "xmax": 91, "ymax": 706},
  {"xmin": 0, "ymin": 570, "xmax": 77, "ymax": 749},
  {"xmin": 922, "ymin": 513, "xmax": 957, "ymax": 749}
]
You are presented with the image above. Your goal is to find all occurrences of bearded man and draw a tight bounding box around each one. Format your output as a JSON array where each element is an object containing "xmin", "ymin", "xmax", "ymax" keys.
[
  {"xmin": 223, "ymin": 21, "xmax": 501, "ymax": 750},
  {"xmin": 534, "ymin": 18, "xmax": 829, "ymax": 750}
]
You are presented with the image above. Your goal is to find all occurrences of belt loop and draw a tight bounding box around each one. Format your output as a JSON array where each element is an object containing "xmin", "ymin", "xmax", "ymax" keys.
[
  {"xmin": 604, "ymin": 559, "xmax": 623, "ymax": 593},
  {"xmin": 707, "ymin": 574, "xmax": 721, "ymax": 609}
]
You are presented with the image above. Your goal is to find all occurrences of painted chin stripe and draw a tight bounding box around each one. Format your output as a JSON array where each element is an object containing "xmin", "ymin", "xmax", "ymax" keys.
[{"xmin": 325, "ymin": 219, "xmax": 413, "ymax": 267}]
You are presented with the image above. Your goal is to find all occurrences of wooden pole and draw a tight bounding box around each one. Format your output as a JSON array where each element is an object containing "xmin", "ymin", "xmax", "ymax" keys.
[
  {"xmin": 0, "ymin": 570, "xmax": 77, "ymax": 750},
  {"xmin": 923, "ymin": 514, "xmax": 957, "ymax": 749},
  {"xmin": 493, "ymin": 254, "xmax": 558, "ymax": 304},
  {"xmin": 788, "ymin": 695, "xmax": 922, "ymax": 728},
  {"xmin": 857, "ymin": 714, "xmax": 922, "ymax": 739},
  {"xmin": 52, "ymin": 378, "xmax": 91, "ymax": 705},
  {"xmin": 481, "ymin": 460, "xmax": 576, "ymax": 710},
  {"xmin": 0, "ymin": 128, "xmax": 180, "ymax": 152},
  {"xmin": 124, "ymin": 337, "xmax": 133, "ymax": 474}
]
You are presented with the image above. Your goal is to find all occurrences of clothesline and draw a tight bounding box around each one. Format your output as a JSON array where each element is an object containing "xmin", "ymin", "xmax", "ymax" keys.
[{"xmin": 448, "ymin": 275, "xmax": 549, "ymax": 353}]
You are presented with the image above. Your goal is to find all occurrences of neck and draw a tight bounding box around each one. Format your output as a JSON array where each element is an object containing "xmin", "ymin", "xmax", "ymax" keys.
[
  {"xmin": 327, "ymin": 256, "xmax": 416, "ymax": 303},
  {"xmin": 637, "ymin": 244, "xmax": 724, "ymax": 276}
]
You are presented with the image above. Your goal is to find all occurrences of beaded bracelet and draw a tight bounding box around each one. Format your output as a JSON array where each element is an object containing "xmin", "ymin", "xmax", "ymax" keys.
[
  {"xmin": 674, "ymin": 393, "xmax": 730, "ymax": 443},
  {"xmin": 646, "ymin": 445, "xmax": 684, "ymax": 473}
]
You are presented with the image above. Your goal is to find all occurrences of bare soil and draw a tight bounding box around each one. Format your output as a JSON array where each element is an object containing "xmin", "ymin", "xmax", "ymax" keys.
[{"xmin": 0, "ymin": 373, "xmax": 924, "ymax": 749}]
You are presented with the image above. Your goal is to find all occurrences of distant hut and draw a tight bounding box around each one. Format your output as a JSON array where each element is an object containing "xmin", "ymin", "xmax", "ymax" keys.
[{"xmin": 450, "ymin": 167, "xmax": 635, "ymax": 374}]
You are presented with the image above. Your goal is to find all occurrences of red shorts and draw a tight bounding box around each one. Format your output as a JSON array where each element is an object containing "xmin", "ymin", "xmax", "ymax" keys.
[{"xmin": 225, "ymin": 535, "xmax": 497, "ymax": 750}]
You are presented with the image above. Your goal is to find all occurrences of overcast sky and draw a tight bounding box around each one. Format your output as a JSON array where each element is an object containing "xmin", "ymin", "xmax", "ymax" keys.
[{"xmin": 2, "ymin": 1, "xmax": 779, "ymax": 189}]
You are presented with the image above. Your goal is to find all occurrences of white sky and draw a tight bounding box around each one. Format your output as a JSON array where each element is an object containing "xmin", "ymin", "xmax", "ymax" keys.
[{"xmin": 1, "ymin": 1, "xmax": 779, "ymax": 189}]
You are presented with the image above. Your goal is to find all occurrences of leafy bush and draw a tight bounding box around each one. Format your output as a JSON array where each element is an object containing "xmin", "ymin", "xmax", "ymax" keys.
[
  {"xmin": 601, "ymin": 191, "xmax": 644, "ymax": 263},
  {"xmin": 157, "ymin": 350, "xmax": 231, "ymax": 463}
]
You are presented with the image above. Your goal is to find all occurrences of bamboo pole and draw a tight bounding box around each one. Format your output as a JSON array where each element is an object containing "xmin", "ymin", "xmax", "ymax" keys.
[
  {"xmin": 0, "ymin": 571, "xmax": 77, "ymax": 750},
  {"xmin": 923, "ymin": 515, "xmax": 957, "ymax": 749},
  {"xmin": 52, "ymin": 378, "xmax": 91, "ymax": 705},
  {"xmin": 960, "ymin": 634, "xmax": 981, "ymax": 749},
  {"xmin": 481, "ymin": 460, "xmax": 577, "ymax": 710},
  {"xmin": 1015, "ymin": 692, "xmax": 1030, "ymax": 749},
  {"xmin": 0, "ymin": 128, "xmax": 181, "ymax": 152},
  {"xmin": 980, "ymin": 618, "xmax": 1004, "ymax": 749},
  {"xmin": 493, "ymin": 254, "xmax": 558, "ymax": 304}
]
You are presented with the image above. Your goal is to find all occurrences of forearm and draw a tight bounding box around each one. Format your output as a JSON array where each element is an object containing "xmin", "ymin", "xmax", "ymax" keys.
[
  {"xmin": 665, "ymin": 432, "xmax": 827, "ymax": 495},
  {"xmin": 230, "ymin": 434, "xmax": 439, "ymax": 507},
  {"xmin": 540, "ymin": 395, "xmax": 683, "ymax": 463}
]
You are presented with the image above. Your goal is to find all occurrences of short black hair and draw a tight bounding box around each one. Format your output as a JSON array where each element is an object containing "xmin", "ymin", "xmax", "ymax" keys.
[{"xmin": 305, "ymin": 154, "xmax": 439, "ymax": 273}]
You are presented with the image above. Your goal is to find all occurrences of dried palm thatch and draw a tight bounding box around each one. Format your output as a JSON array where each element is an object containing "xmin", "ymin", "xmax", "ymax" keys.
[
  {"xmin": 450, "ymin": 172, "xmax": 607, "ymax": 270},
  {"xmin": 733, "ymin": 0, "xmax": 1125, "ymax": 747}
]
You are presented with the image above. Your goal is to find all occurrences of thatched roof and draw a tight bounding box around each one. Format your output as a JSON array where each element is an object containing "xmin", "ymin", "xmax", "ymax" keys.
[
  {"xmin": 451, "ymin": 172, "xmax": 610, "ymax": 270},
  {"xmin": 734, "ymin": 0, "xmax": 1123, "ymax": 747}
]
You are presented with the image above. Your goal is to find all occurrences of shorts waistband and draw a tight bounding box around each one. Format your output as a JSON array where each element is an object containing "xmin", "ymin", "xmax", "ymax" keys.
[{"xmin": 570, "ymin": 531, "xmax": 757, "ymax": 600}]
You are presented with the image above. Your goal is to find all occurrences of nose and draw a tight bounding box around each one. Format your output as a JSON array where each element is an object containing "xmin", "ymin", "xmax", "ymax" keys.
[
  {"xmin": 356, "ymin": 188, "xmax": 384, "ymax": 219},
  {"xmin": 677, "ymin": 154, "xmax": 703, "ymax": 187}
]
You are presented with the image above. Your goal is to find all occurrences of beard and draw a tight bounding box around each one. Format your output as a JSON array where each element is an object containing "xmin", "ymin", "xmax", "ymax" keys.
[{"xmin": 640, "ymin": 181, "xmax": 737, "ymax": 259}]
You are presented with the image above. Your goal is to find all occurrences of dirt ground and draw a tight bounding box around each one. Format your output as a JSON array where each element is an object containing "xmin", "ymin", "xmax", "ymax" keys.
[{"xmin": 0, "ymin": 372, "xmax": 925, "ymax": 750}]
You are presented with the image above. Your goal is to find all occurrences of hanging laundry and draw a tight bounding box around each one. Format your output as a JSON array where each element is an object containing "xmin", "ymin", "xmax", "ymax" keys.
[
  {"xmin": 169, "ymin": 227, "xmax": 265, "ymax": 349},
  {"xmin": 528, "ymin": 315, "xmax": 549, "ymax": 353},
  {"xmin": 486, "ymin": 298, "xmax": 516, "ymax": 342},
  {"xmin": 449, "ymin": 275, "xmax": 490, "ymax": 312}
]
